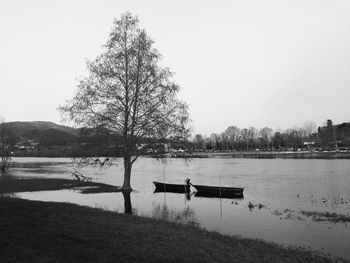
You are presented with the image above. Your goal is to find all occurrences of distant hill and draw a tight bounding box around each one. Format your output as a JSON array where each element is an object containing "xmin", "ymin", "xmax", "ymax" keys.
[
  {"xmin": 2, "ymin": 121, "xmax": 79, "ymax": 139},
  {"xmin": 0, "ymin": 121, "xmax": 122, "ymax": 157},
  {"xmin": 0, "ymin": 121, "xmax": 80, "ymax": 155}
]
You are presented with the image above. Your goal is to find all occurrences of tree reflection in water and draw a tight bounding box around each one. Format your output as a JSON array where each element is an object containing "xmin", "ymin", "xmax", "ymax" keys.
[
  {"xmin": 122, "ymin": 190, "xmax": 132, "ymax": 214},
  {"xmin": 0, "ymin": 192, "xmax": 15, "ymax": 198},
  {"xmin": 151, "ymin": 202, "xmax": 199, "ymax": 226},
  {"xmin": 120, "ymin": 191, "xmax": 197, "ymax": 225}
]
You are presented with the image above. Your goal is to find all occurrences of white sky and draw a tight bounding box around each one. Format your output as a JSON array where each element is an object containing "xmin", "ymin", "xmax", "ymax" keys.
[{"xmin": 0, "ymin": 0, "xmax": 349, "ymax": 135}]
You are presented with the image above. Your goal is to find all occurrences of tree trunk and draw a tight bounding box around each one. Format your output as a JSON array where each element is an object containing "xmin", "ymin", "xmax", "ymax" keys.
[{"xmin": 122, "ymin": 156, "xmax": 132, "ymax": 191}]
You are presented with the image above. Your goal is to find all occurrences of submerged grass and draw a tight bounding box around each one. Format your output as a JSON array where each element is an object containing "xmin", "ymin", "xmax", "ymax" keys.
[
  {"xmin": 0, "ymin": 176, "xmax": 121, "ymax": 194},
  {"xmin": 301, "ymin": 211, "xmax": 350, "ymax": 223},
  {"xmin": 0, "ymin": 197, "xmax": 338, "ymax": 263}
]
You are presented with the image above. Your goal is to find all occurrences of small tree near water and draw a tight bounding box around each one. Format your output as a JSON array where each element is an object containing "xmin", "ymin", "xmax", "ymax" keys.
[
  {"xmin": 0, "ymin": 121, "xmax": 11, "ymax": 173},
  {"xmin": 60, "ymin": 13, "xmax": 190, "ymax": 191}
]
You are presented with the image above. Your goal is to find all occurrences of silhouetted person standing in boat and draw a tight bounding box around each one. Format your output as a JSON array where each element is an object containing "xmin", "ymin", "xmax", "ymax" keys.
[{"xmin": 185, "ymin": 178, "xmax": 191, "ymax": 192}]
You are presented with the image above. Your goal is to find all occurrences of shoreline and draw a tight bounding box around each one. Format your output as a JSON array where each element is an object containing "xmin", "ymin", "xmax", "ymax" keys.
[
  {"xmin": 8, "ymin": 150, "xmax": 350, "ymax": 159},
  {"xmin": 156, "ymin": 151, "xmax": 350, "ymax": 159},
  {"xmin": 231, "ymin": 151, "xmax": 350, "ymax": 159}
]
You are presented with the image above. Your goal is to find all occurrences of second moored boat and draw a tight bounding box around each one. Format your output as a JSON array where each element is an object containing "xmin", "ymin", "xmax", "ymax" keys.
[{"xmin": 191, "ymin": 184, "xmax": 244, "ymax": 198}]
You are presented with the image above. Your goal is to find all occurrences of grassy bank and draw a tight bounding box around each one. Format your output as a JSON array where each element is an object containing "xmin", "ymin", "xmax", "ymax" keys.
[{"xmin": 0, "ymin": 197, "xmax": 337, "ymax": 263}]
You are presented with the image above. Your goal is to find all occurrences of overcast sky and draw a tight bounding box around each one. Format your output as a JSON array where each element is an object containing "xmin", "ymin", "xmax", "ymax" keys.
[{"xmin": 0, "ymin": 0, "xmax": 349, "ymax": 135}]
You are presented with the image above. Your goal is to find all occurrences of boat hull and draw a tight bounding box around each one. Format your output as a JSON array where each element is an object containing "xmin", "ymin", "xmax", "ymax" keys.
[
  {"xmin": 153, "ymin": 181, "xmax": 190, "ymax": 193},
  {"xmin": 192, "ymin": 184, "xmax": 244, "ymax": 198}
]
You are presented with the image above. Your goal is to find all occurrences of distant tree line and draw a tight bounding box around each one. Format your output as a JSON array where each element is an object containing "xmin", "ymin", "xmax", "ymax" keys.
[
  {"xmin": 1, "ymin": 119, "xmax": 350, "ymax": 160},
  {"xmin": 191, "ymin": 120, "xmax": 350, "ymax": 152}
]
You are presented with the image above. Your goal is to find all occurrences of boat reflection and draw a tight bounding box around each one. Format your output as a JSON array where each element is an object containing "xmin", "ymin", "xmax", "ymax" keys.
[
  {"xmin": 0, "ymin": 192, "xmax": 15, "ymax": 198},
  {"xmin": 153, "ymin": 188, "xmax": 244, "ymax": 200},
  {"xmin": 153, "ymin": 188, "xmax": 192, "ymax": 200},
  {"xmin": 194, "ymin": 191, "xmax": 244, "ymax": 199}
]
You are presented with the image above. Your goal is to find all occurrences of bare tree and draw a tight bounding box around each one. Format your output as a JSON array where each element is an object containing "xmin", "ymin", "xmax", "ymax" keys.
[
  {"xmin": 208, "ymin": 133, "xmax": 220, "ymax": 151},
  {"xmin": 240, "ymin": 128, "xmax": 249, "ymax": 151},
  {"xmin": 285, "ymin": 128, "xmax": 303, "ymax": 149},
  {"xmin": 224, "ymin": 126, "xmax": 240, "ymax": 150},
  {"xmin": 248, "ymin": 127, "xmax": 259, "ymax": 144},
  {"xmin": 60, "ymin": 13, "xmax": 190, "ymax": 191},
  {"xmin": 259, "ymin": 127, "xmax": 273, "ymax": 149},
  {"xmin": 0, "ymin": 120, "xmax": 11, "ymax": 173},
  {"xmin": 301, "ymin": 121, "xmax": 317, "ymax": 138},
  {"xmin": 192, "ymin": 134, "xmax": 205, "ymax": 151}
]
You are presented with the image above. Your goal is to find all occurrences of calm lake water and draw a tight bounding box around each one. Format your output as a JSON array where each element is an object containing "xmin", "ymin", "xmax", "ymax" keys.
[{"xmin": 8, "ymin": 157, "xmax": 350, "ymax": 261}]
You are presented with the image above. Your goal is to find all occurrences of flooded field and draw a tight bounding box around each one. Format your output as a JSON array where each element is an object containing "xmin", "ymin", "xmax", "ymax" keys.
[{"xmin": 6, "ymin": 157, "xmax": 350, "ymax": 261}]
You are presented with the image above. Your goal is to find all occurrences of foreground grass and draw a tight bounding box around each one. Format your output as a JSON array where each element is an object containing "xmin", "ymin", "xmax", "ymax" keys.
[{"xmin": 0, "ymin": 197, "xmax": 336, "ymax": 263}]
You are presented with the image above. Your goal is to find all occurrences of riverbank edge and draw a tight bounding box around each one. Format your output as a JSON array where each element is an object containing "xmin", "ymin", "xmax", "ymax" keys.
[
  {"xmin": 0, "ymin": 197, "xmax": 338, "ymax": 263},
  {"xmin": 9, "ymin": 150, "xmax": 350, "ymax": 159},
  {"xmin": 151, "ymin": 151, "xmax": 350, "ymax": 159}
]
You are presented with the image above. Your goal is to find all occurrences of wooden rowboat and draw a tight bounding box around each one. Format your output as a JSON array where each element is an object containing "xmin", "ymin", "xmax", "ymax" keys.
[
  {"xmin": 153, "ymin": 181, "xmax": 190, "ymax": 193},
  {"xmin": 191, "ymin": 184, "xmax": 244, "ymax": 198}
]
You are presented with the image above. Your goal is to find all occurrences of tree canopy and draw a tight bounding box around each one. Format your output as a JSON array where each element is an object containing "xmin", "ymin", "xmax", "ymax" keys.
[{"xmin": 60, "ymin": 13, "xmax": 190, "ymax": 190}]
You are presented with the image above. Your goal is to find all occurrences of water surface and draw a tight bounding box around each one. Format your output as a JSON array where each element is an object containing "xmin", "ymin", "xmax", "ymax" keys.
[{"xmin": 8, "ymin": 157, "xmax": 350, "ymax": 261}]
